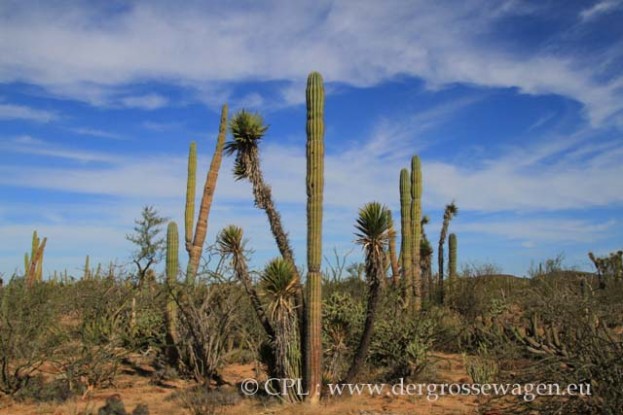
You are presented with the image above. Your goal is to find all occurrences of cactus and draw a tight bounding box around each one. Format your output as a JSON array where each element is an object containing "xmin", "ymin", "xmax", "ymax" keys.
[
  {"xmin": 448, "ymin": 233, "xmax": 457, "ymax": 293},
  {"xmin": 84, "ymin": 255, "xmax": 91, "ymax": 280},
  {"xmin": 386, "ymin": 210, "xmax": 400, "ymax": 286},
  {"xmin": 165, "ymin": 221, "xmax": 180, "ymax": 365},
  {"xmin": 25, "ymin": 231, "xmax": 46, "ymax": 287},
  {"xmin": 410, "ymin": 155, "xmax": 422, "ymax": 312},
  {"xmin": 185, "ymin": 142, "xmax": 197, "ymax": 253},
  {"xmin": 399, "ymin": 168, "xmax": 413, "ymax": 309},
  {"xmin": 305, "ymin": 71, "xmax": 324, "ymax": 403},
  {"xmin": 185, "ymin": 104, "xmax": 228, "ymax": 283}
]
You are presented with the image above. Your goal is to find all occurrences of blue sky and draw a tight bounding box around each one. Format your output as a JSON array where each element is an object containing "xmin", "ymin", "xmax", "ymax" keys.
[{"xmin": 1, "ymin": 0, "xmax": 622, "ymax": 278}]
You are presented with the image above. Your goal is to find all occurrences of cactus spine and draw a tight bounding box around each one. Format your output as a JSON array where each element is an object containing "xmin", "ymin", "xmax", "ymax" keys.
[
  {"xmin": 410, "ymin": 155, "xmax": 422, "ymax": 312},
  {"xmin": 165, "ymin": 221, "xmax": 180, "ymax": 365},
  {"xmin": 399, "ymin": 169, "xmax": 413, "ymax": 309},
  {"xmin": 305, "ymin": 71, "xmax": 324, "ymax": 404},
  {"xmin": 185, "ymin": 104, "xmax": 228, "ymax": 283},
  {"xmin": 449, "ymin": 233, "xmax": 457, "ymax": 291}
]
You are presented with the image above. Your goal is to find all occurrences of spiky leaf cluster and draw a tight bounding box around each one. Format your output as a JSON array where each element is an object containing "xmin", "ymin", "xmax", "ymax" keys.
[{"xmin": 225, "ymin": 110, "xmax": 269, "ymax": 181}]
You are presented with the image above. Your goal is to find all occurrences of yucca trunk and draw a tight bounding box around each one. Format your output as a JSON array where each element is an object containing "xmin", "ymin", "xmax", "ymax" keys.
[
  {"xmin": 186, "ymin": 104, "xmax": 228, "ymax": 283},
  {"xmin": 438, "ymin": 203, "xmax": 457, "ymax": 304},
  {"xmin": 342, "ymin": 202, "xmax": 388, "ymax": 384}
]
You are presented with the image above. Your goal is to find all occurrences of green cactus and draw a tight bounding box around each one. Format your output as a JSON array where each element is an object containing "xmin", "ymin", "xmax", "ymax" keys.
[
  {"xmin": 185, "ymin": 141, "xmax": 197, "ymax": 253},
  {"xmin": 185, "ymin": 104, "xmax": 228, "ymax": 283},
  {"xmin": 449, "ymin": 233, "xmax": 457, "ymax": 293},
  {"xmin": 399, "ymin": 168, "xmax": 413, "ymax": 310},
  {"xmin": 165, "ymin": 221, "xmax": 180, "ymax": 365},
  {"xmin": 305, "ymin": 71, "xmax": 324, "ymax": 403},
  {"xmin": 410, "ymin": 155, "xmax": 422, "ymax": 312},
  {"xmin": 386, "ymin": 210, "xmax": 400, "ymax": 286},
  {"xmin": 25, "ymin": 230, "xmax": 46, "ymax": 287},
  {"xmin": 84, "ymin": 255, "xmax": 91, "ymax": 280}
]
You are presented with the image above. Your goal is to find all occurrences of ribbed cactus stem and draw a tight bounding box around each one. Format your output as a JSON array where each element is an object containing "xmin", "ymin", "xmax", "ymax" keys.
[
  {"xmin": 185, "ymin": 142, "xmax": 197, "ymax": 252},
  {"xmin": 84, "ymin": 255, "xmax": 90, "ymax": 280},
  {"xmin": 399, "ymin": 168, "xmax": 413, "ymax": 309},
  {"xmin": 305, "ymin": 71, "xmax": 324, "ymax": 404},
  {"xmin": 165, "ymin": 221, "xmax": 179, "ymax": 365},
  {"xmin": 410, "ymin": 155, "xmax": 422, "ymax": 312},
  {"xmin": 36, "ymin": 248, "xmax": 43, "ymax": 282},
  {"xmin": 32, "ymin": 231, "xmax": 39, "ymax": 262},
  {"xmin": 386, "ymin": 210, "xmax": 400, "ymax": 286},
  {"xmin": 449, "ymin": 233, "xmax": 457, "ymax": 290},
  {"xmin": 26, "ymin": 236, "xmax": 46, "ymax": 287}
]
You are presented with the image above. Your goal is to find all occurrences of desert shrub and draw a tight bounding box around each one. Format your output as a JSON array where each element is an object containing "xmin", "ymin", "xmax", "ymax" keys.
[
  {"xmin": 13, "ymin": 374, "xmax": 74, "ymax": 403},
  {"xmin": 491, "ymin": 270, "xmax": 623, "ymax": 414},
  {"xmin": 322, "ymin": 291, "xmax": 364, "ymax": 380},
  {"xmin": 0, "ymin": 278, "xmax": 63, "ymax": 395},
  {"xmin": 97, "ymin": 395, "xmax": 150, "ymax": 415},
  {"xmin": 174, "ymin": 282, "xmax": 241, "ymax": 384},
  {"xmin": 369, "ymin": 313, "xmax": 434, "ymax": 380},
  {"xmin": 463, "ymin": 345, "xmax": 499, "ymax": 384},
  {"xmin": 172, "ymin": 385, "xmax": 240, "ymax": 415}
]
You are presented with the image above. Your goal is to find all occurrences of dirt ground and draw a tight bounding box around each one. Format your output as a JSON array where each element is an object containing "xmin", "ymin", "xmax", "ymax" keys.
[{"xmin": 0, "ymin": 353, "xmax": 492, "ymax": 415}]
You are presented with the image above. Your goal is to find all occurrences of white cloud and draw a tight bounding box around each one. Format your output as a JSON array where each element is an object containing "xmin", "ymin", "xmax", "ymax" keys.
[
  {"xmin": 580, "ymin": 0, "xmax": 623, "ymax": 21},
  {"xmin": 456, "ymin": 219, "xmax": 617, "ymax": 243},
  {"xmin": 0, "ymin": 1, "xmax": 620, "ymax": 123},
  {"xmin": 0, "ymin": 136, "xmax": 118, "ymax": 164},
  {"xmin": 120, "ymin": 93, "xmax": 168, "ymax": 110},
  {"xmin": 69, "ymin": 127, "xmax": 125, "ymax": 140},
  {"xmin": 0, "ymin": 103, "xmax": 58, "ymax": 122}
]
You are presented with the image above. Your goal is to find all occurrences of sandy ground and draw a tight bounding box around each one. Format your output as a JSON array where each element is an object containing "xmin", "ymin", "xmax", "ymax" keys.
[{"xmin": 0, "ymin": 353, "xmax": 491, "ymax": 415}]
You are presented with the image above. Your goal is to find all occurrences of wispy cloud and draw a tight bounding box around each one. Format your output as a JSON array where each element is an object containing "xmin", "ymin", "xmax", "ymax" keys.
[
  {"xmin": 456, "ymin": 218, "xmax": 617, "ymax": 244},
  {"xmin": 580, "ymin": 0, "xmax": 623, "ymax": 22},
  {"xmin": 0, "ymin": 103, "xmax": 58, "ymax": 122},
  {"xmin": 1, "ymin": 136, "xmax": 118, "ymax": 164},
  {"xmin": 119, "ymin": 93, "xmax": 168, "ymax": 110},
  {"xmin": 70, "ymin": 127, "xmax": 125, "ymax": 140},
  {"xmin": 0, "ymin": 1, "xmax": 621, "ymax": 123}
]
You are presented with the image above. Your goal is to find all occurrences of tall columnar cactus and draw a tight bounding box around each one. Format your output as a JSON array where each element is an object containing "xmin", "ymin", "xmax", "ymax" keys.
[
  {"xmin": 83, "ymin": 255, "xmax": 91, "ymax": 280},
  {"xmin": 25, "ymin": 230, "xmax": 46, "ymax": 287},
  {"xmin": 165, "ymin": 221, "xmax": 180, "ymax": 365},
  {"xmin": 185, "ymin": 104, "xmax": 228, "ymax": 283},
  {"xmin": 399, "ymin": 168, "xmax": 413, "ymax": 309},
  {"xmin": 386, "ymin": 210, "xmax": 400, "ymax": 286},
  {"xmin": 410, "ymin": 155, "xmax": 422, "ymax": 312},
  {"xmin": 448, "ymin": 233, "xmax": 457, "ymax": 293},
  {"xmin": 185, "ymin": 142, "xmax": 197, "ymax": 253},
  {"xmin": 305, "ymin": 71, "xmax": 324, "ymax": 404}
]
